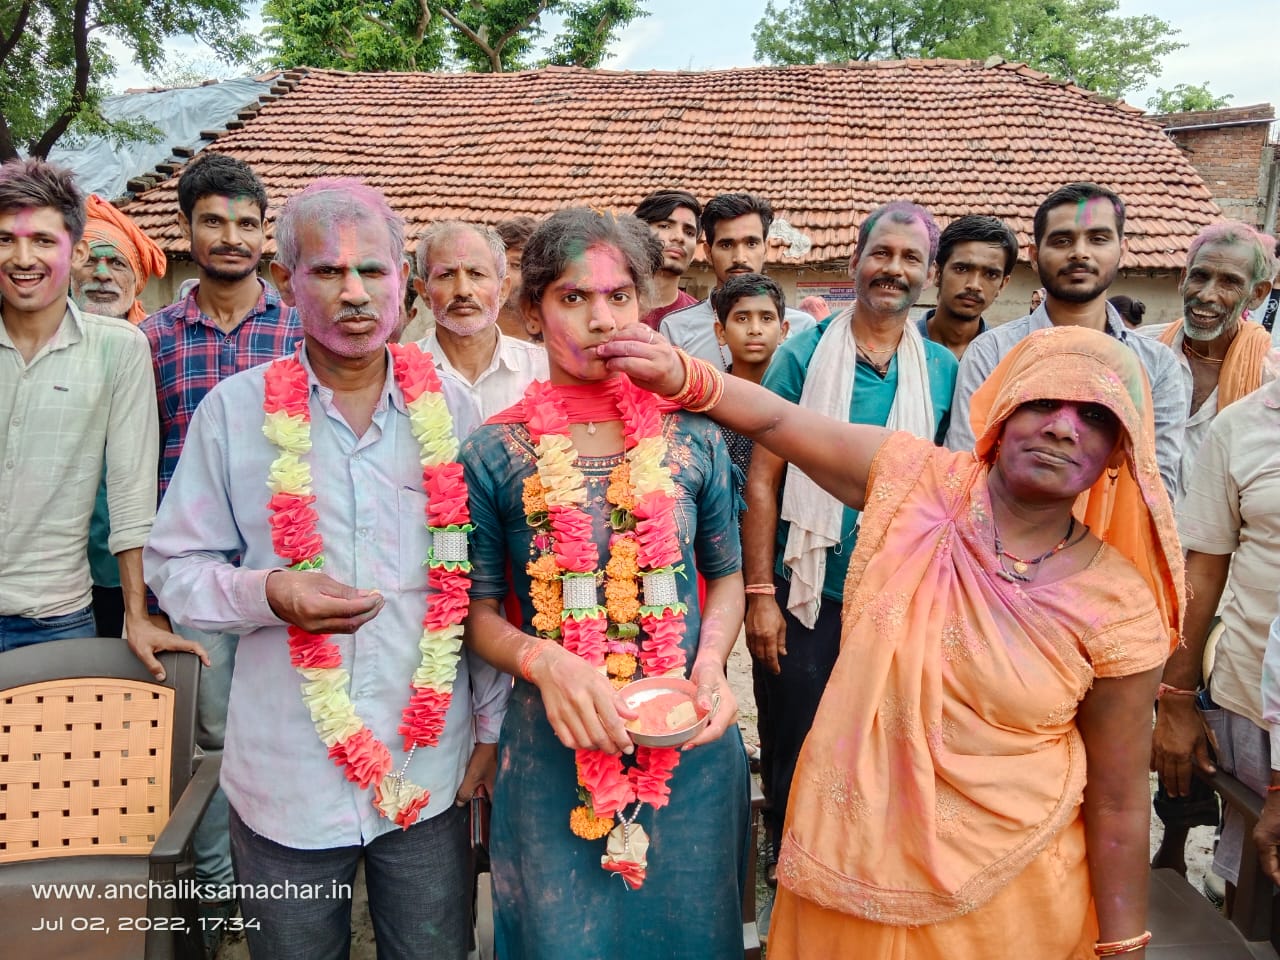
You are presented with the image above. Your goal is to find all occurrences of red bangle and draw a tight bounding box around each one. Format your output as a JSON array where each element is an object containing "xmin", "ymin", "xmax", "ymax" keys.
[{"xmin": 518, "ymin": 637, "xmax": 556, "ymax": 683}]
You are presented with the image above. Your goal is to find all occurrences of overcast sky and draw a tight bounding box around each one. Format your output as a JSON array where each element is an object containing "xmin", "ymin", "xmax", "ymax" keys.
[{"xmin": 111, "ymin": 0, "xmax": 1277, "ymax": 118}]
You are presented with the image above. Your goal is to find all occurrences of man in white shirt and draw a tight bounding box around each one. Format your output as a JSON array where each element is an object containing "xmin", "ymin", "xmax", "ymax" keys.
[
  {"xmin": 416, "ymin": 221, "xmax": 548, "ymax": 422},
  {"xmin": 0, "ymin": 158, "xmax": 186, "ymax": 660},
  {"xmin": 145, "ymin": 179, "xmax": 505, "ymax": 959}
]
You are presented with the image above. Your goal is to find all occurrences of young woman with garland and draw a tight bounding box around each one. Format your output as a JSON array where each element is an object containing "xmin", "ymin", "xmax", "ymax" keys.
[{"xmin": 461, "ymin": 208, "xmax": 750, "ymax": 959}]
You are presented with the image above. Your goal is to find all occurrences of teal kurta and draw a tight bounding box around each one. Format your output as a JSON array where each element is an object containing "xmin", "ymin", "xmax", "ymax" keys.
[{"xmin": 462, "ymin": 409, "xmax": 749, "ymax": 960}]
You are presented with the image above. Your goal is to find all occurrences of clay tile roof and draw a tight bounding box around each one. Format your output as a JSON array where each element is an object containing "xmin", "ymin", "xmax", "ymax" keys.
[{"xmin": 120, "ymin": 60, "xmax": 1219, "ymax": 270}]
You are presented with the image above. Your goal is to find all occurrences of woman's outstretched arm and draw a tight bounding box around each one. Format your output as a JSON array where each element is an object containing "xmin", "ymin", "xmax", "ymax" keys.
[{"xmin": 600, "ymin": 327, "xmax": 890, "ymax": 511}]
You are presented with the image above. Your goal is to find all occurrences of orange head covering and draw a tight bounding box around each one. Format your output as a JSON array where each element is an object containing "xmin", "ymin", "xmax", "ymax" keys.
[
  {"xmin": 82, "ymin": 194, "xmax": 167, "ymax": 323},
  {"xmin": 969, "ymin": 325, "xmax": 1184, "ymax": 650}
]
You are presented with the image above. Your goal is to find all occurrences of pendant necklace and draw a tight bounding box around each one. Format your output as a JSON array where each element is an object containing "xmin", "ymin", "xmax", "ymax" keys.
[{"xmin": 992, "ymin": 515, "xmax": 1085, "ymax": 582}]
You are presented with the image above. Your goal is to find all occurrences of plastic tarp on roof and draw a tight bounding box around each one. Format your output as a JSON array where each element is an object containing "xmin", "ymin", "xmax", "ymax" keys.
[{"xmin": 48, "ymin": 75, "xmax": 280, "ymax": 200}]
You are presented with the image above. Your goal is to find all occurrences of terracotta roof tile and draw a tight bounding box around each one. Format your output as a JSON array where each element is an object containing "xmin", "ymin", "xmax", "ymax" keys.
[{"xmin": 121, "ymin": 60, "xmax": 1218, "ymax": 270}]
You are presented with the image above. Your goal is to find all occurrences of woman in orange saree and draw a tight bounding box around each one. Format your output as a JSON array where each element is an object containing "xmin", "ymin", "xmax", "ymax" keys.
[{"xmin": 601, "ymin": 324, "xmax": 1184, "ymax": 960}]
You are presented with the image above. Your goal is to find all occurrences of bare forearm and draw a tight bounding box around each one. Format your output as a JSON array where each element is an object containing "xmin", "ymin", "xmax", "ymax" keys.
[
  {"xmin": 1164, "ymin": 550, "xmax": 1231, "ymax": 688},
  {"xmin": 1079, "ymin": 668, "xmax": 1162, "ymax": 942},
  {"xmin": 693, "ymin": 573, "xmax": 744, "ymax": 671},
  {"xmin": 116, "ymin": 548, "xmax": 154, "ymax": 622},
  {"xmin": 1084, "ymin": 793, "xmax": 1151, "ymax": 941},
  {"xmin": 742, "ymin": 451, "xmax": 783, "ymax": 585},
  {"xmin": 464, "ymin": 599, "xmax": 537, "ymax": 676}
]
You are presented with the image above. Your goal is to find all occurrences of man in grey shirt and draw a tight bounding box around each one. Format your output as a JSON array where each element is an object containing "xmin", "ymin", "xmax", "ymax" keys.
[{"xmin": 946, "ymin": 182, "xmax": 1188, "ymax": 500}]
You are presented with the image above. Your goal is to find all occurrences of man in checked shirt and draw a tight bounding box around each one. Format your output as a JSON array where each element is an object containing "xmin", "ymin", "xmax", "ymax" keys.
[{"xmin": 138, "ymin": 151, "xmax": 300, "ymax": 937}]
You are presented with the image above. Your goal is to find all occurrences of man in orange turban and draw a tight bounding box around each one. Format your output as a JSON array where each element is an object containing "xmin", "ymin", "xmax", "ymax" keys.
[{"xmin": 71, "ymin": 193, "xmax": 166, "ymax": 323}]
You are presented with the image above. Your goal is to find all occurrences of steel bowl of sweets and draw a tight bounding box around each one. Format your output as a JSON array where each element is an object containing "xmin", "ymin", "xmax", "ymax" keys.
[{"xmin": 621, "ymin": 676, "xmax": 709, "ymax": 747}]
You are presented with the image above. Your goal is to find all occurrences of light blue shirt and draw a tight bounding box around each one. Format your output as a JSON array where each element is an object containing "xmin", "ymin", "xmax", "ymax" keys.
[
  {"xmin": 144, "ymin": 344, "xmax": 506, "ymax": 849},
  {"xmin": 945, "ymin": 303, "xmax": 1190, "ymax": 501}
]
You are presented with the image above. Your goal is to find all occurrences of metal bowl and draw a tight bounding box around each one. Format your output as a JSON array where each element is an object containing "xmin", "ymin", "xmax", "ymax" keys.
[{"xmin": 621, "ymin": 676, "xmax": 709, "ymax": 747}]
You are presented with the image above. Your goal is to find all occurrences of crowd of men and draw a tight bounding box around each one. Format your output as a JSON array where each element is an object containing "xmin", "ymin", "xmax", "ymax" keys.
[{"xmin": 3, "ymin": 148, "xmax": 1280, "ymax": 957}]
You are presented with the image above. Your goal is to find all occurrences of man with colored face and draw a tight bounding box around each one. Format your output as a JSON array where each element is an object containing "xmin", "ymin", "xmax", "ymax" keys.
[
  {"xmin": 0, "ymin": 158, "xmax": 189, "ymax": 661},
  {"xmin": 743, "ymin": 201, "xmax": 958, "ymax": 888},
  {"xmin": 145, "ymin": 179, "xmax": 502, "ymax": 960},
  {"xmin": 494, "ymin": 215, "xmax": 539, "ymax": 342},
  {"xmin": 1147, "ymin": 223, "xmax": 1276, "ymax": 876},
  {"xmin": 946, "ymin": 182, "xmax": 1188, "ymax": 501},
  {"xmin": 660, "ymin": 192, "xmax": 816, "ymax": 368},
  {"xmin": 917, "ymin": 215, "xmax": 1017, "ymax": 360},
  {"xmin": 633, "ymin": 189, "xmax": 702, "ymax": 330},
  {"xmin": 68, "ymin": 195, "xmax": 168, "ymax": 640},
  {"xmin": 137, "ymin": 151, "xmax": 301, "ymax": 943},
  {"xmin": 70, "ymin": 194, "xmax": 167, "ymax": 324},
  {"xmin": 415, "ymin": 220, "xmax": 547, "ymax": 424}
]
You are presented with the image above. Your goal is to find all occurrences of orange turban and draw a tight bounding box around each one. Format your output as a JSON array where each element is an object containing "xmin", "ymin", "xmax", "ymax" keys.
[{"xmin": 83, "ymin": 194, "xmax": 167, "ymax": 323}]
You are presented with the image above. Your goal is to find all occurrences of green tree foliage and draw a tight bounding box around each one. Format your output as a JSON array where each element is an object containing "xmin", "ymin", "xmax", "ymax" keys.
[
  {"xmin": 263, "ymin": 0, "xmax": 647, "ymax": 74},
  {"xmin": 1147, "ymin": 83, "xmax": 1233, "ymax": 115},
  {"xmin": 752, "ymin": 0, "xmax": 1191, "ymax": 100},
  {"xmin": 0, "ymin": 0, "xmax": 257, "ymax": 160}
]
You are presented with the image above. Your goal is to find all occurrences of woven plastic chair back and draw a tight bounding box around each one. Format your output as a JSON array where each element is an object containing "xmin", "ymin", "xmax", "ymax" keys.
[{"xmin": 0, "ymin": 677, "xmax": 174, "ymax": 863}]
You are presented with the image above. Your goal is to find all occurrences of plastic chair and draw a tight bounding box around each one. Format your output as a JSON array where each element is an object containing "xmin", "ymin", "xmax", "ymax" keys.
[
  {"xmin": 1149, "ymin": 766, "xmax": 1280, "ymax": 959},
  {"xmin": 0, "ymin": 637, "xmax": 220, "ymax": 959}
]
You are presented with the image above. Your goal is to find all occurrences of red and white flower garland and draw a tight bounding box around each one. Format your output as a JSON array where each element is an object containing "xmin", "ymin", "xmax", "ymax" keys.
[
  {"xmin": 262, "ymin": 342, "xmax": 471, "ymax": 828},
  {"xmin": 520, "ymin": 376, "xmax": 687, "ymax": 888}
]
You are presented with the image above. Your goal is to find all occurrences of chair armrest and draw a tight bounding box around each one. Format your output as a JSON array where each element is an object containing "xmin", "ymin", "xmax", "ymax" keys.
[
  {"xmin": 1199, "ymin": 767, "xmax": 1275, "ymax": 945},
  {"xmin": 150, "ymin": 755, "xmax": 222, "ymax": 866},
  {"xmin": 1203, "ymin": 768, "xmax": 1265, "ymax": 823}
]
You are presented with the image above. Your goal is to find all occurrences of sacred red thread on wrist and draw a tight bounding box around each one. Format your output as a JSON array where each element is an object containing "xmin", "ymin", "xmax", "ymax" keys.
[
  {"xmin": 519, "ymin": 637, "xmax": 556, "ymax": 683},
  {"xmin": 744, "ymin": 583, "xmax": 777, "ymax": 596},
  {"xmin": 1156, "ymin": 682, "xmax": 1197, "ymax": 700}
]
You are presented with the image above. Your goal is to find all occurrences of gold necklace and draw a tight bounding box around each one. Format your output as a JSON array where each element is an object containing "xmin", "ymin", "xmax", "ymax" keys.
[{"xmin": 1181, "ymin": 339, "xmax": 1224, "ymax": 365}]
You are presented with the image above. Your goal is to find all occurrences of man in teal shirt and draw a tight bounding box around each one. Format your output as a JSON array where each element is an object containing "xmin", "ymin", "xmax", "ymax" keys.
[{"xmin": 742, "ymin": 201, "xmax": 958, "ymax": 884}]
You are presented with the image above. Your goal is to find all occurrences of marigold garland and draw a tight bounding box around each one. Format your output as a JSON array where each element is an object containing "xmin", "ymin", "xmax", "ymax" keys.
[
  {"xmin": 520, "ymin": 376, "xmax": 689, "ymax": 889},
  {"xmin": 263, "ymin": 342, "xmax": 470, "ymax": 829}
]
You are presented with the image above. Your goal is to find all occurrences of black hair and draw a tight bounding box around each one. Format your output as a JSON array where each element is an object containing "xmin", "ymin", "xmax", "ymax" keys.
[
  {"xmin": 712, "ymin": 273, "xmax": 785, "ymax": 323},
  {"xmin": 936, "ymin": 215, "xmax": 1019, "ymax": 276},
  {"xmin": 519, "ymin": 207, "xmax": 661, "ymax": 311},
  {"xmin": 633, "ymin": 190, "xmax": 702, "ymax": 236},
  {"xmin": 1033, "ymin": 182, "xmax": 1125, "ymax": 245},
  {"xmin": 0, "ymin": 158, "xmax": 85, "ymax": 243},
  {"xmin": 495, "ymin": 216, "xmax": 538, "ymax": 249},
  {"xmin": 701, "ymin": 193, "xmax": 773, "ymax": 246},
  {"xmin": 177, "ymin": 152, "xmax": 268, "ymax": 221},
  {"xmin": 1108, "ymin": 295, "xmax": 1146, "ymax": 326}
]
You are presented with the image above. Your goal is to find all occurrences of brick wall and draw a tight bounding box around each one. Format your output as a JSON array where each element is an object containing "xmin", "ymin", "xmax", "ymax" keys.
[{"xmin": 1165, "ymin": 123, "xmax": 1271, "ymax": 227}]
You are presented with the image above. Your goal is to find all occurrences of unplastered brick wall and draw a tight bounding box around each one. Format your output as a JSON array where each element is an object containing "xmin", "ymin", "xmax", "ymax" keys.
[{"xmin": 1166, "ymin": 123, "xmax": 1270, "ymax": 226}]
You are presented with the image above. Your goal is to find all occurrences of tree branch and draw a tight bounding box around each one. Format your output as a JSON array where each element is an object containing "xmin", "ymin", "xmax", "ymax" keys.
[
  {"xmin": 435, "ymin": 5, "xmax": 500, "ymax": 70},
  {"xmin": 0, "ymin": 110, "xmax": 19, "ymax": 162},
  {"xmin": 492, "ymin": 0, "xmax": 549, "ymax": 53},
  {"xmin": 0, "ymin": 0, "xmax": 32, "ymax": 64},
  {"xmin": 30, "ymin": 0, "xmax": 93, "ymax": 157}
]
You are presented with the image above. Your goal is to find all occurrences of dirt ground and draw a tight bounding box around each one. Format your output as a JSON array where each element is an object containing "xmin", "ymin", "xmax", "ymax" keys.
[{"xmin": 216, "ymin": 633, "xmax": 1215, "ymax": 958}]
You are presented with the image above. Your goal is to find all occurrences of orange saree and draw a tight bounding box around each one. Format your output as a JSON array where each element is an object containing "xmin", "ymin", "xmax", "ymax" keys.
[{"xmin": 769, "ymin": 328, "xmax": 1184, "ymax": 960}]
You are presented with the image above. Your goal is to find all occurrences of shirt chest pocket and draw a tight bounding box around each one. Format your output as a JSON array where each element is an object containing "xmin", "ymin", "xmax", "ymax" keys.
[{"xmin": 397, "ymin": 486, "xmax": 430, "ymax": 592}]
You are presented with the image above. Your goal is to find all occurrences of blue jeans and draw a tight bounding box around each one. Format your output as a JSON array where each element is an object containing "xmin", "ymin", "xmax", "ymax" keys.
[
  {"xmin": 0, "ymin": 605, "xmax": 96, "ymax": 651},
  {"xmin": 229, "ymin": 803, "xmax": 469, "ymax": 960},
  {"xmin": 173, "ymin": 623, "xmax": 238, "ymax": 890}
]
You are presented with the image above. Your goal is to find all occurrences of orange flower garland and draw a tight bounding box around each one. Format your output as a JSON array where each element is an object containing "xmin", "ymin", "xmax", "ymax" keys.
[{"xmin": 520, "ymin": 376, "xmax": 689, "ymax": 889}]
